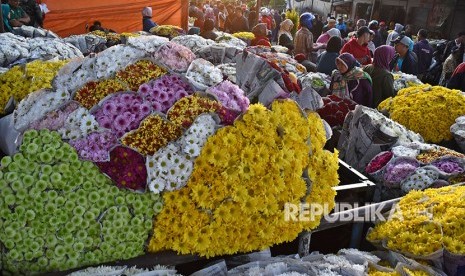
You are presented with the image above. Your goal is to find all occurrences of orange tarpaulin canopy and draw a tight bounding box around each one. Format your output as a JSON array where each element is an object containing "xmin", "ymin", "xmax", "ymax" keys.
[{"xmin": 42, "ymin": 0, "xmax": 188, "ymax": 37}]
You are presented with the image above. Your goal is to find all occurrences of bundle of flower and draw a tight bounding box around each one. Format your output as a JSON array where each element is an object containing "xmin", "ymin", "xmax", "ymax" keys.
[
  {"xmin": 91, "ymin": 30, "xmax": 140, "ymax": 47},
  {"xmin": 13, "ymin": 26, "xmax": 59, "ymax": 39},
  {"xmin": 257, "ymin": 51, "xmax": 307, "ymax": 76},
  {"xmin": 152, "ymin": 42, "xmax": 196, "ymax": 73},
  {"xmin": 195, "ymin": 44, "xmax": 242, "ymax": 65},
  {"xmin": 366, "ymin": 143, "xmax": 465, "ymax": 192},
  {"xmin": 121, "ymin": 114, "xmax": 183, "ymax": 156},
  {"xmin": 232, "ymin": 32, "xmax": 255, "ymax": 41},
  {"xmin": 138, "ymin": 74, "xmax": 194, "ymax": 113},
  {"xmin": 245, "ymin": 51, "xmax": 301, "ymax": 93},
  {"xmin": 69, "ymin": 130, "xmax": 118, "ymax": 162},
  {"xmin": 64, "ymin": 33, "xmax": 108, "ymax": 55},
  {"xmin": 68, "ymin": 264, "xmax": 180, "ymax": 276},
  {"xmin": 216, "ymin": 63, "xmax": 236, "ymax": 83},
  {"xmin": 147, "ymin": 114, "xmax": 217, "ymax": 194},
  {"xmin": 185, "ymin": 58, "xmax": 223, "ymax": 90},
  {"xmin": 50, "ymin": 106, "xmax": 98, "ymax": 140},
  {"xmin": 92, "ymin": 45, "xmax": 147, "ymax": 79},
  {"xmin": 0, "ymin": 129, "xmax": 162, "ymax": 275},
  {"xmin": 207, "ymin": 80, "xmax": 249, "ymax": 113},
  {"xmin": 148, "ymin": 100, "xmax": 339, "ymax": 257},
  {"xmin": 53, "ymin": 45, "xmax": 146, "ymax": 93},
  {"xmin": 28, "ymin": 37, "xmax": 83, "ymax": 61},
  {"xmin": 215, "ymin": 32, "xmax": 247, "ymax": 49},
  {"xmin": 166, "ymin": 94, "xmax": 223, "ymax": 128},
  {"xmin": 392, "ymin": 72, "xmax": 423, "ymax": 92},
  {"xmin": 450, "ymin": 116, "xmax": 465, "ymax": 153},
  {"xmin": 368, "ymin": 185, "xmax": 465, "ymax": 274},
  {"xmin": 96, "ymin": 146, "xmax": 148, "ymax": 191},
  {"xmin": 338, "ymin": 106, "xmax": 423, "ymax": 173},
  {"xmin": 115, "ymin": 60, "xmax": 167, "ymax": 91},
  {"xmin": 300, "ymin": 72, "xmax": 331, "ymax": 92},
  {"xmin": 29, "ymin": 101, "xmax": 80, "ymax": 131},
  {"xmin": 74, "ymin": 79, "xmax": 129, "ymax": 109},
  {"xmin": 378, "ymin": 85, "xmax": 465, "ymax": 143},
  {"xmin": 0, "ymin": 60, "xmax": 68, "ymax": 114},
  {"xmin": 127, "ymin": 35, "xmax": 169, "ymax": 54},
  {"xmin": 92, "ymin": 92, "xmax": 152, "ymax": 138},
  {"xmin": 317, "ymin": 95, "xmax": 357, "ymax": 127},
  {"xmin": 149, "ymin": 25, "xmax": 185, "ymax": 39},
  {"xmin": 171, "ymin": 35, "xmax": 215, "ymax": 53},
  {"xmin": 13, "ymin": 89, "xmax": 70, "ymax": 132},
  {"xmin": 0, "ymin": 32, "xmax": 30, "ymax": 67}
]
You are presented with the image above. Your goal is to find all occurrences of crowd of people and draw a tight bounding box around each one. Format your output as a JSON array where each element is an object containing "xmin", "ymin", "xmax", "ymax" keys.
[
  {"xmin": 2, "ymin": 0, "xmax": 465, "ymax": 103},
  {"xmin": 1, "ymin": 0, "xmax": 44, "ymax": 31},
  {"xmin": 189, "ymin": 1, "xmax": 465, "ymax": 107}
]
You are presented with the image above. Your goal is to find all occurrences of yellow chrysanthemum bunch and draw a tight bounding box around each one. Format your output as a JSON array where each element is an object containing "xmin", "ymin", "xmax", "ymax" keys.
[
  {"xmin": 378, "ymin": 85, "xmax": 465, "ymax": 143},
  {"xmin": 0, "ymin": 60, "xmax": 68, "ymax": 114},
  {"xmin": 368, "ymin": 186, "xmax": 465, "ymax": 256},
  {"xmin": 232, "ymin": 32, "xmax": 255, "ymax": 40},
  {"xmin": 148, "ymin": 100, "xmax": 339, "ymax": 257}
]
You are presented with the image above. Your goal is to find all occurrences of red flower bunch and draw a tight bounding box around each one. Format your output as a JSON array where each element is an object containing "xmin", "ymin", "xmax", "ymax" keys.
[
  {"xmin": 317, "ymin": 95, "xmax": 357, "ymax": 127},
  {"xmin": 96, "ymin": 146, "xmax": 147, "ymax": 191},
  {"xmin": 366, "ymin": 151, "xmax": 393, "ymax": 174}
]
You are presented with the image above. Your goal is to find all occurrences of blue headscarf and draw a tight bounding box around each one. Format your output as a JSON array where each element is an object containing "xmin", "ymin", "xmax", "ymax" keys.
[{"xmin": 300, "ymin": 12, "xmax": 315, "ymax": 30}]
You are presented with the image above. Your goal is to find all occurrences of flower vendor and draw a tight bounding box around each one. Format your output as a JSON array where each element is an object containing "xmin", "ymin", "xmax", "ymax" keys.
[
  {"xmin": 389, "ymin": 35, "xmax": 418, "ymax": 75},
  {"xmin": 340, "ymin": 26, "xmax": 373, "ymax": 66},
  {"xmin": 447, "ymin": 62, "xmax": 465, "ymax": 91},
  {"xmin": 330, "ymin": 53, "xmax": 373, "ymax": 107},
  {"xmin": 250, "ymin": 23, "xmax": 271, "ymax": 47},
  {"xmin": 2, "ymin": 0, "xmax": 30, "ymax": 31},
  {"xmin": 200, "ymin": 18, "xmax": 217, "ymax": 41},
  {"xmin": 226, "ymin": 6, "xmax": 249, "ymax": 33},
  {"xmin": 413, "ymin": 29, "xmax": 434, "ymax": 79},
  {"xmin": 317, "ymin": 36, "xmax": 343, "ymax": 75},
  {"xmin": 142, "ymin": 7, "xmax": 157, "ymax": 33},
  {"xmin": 316, "ymin": 27, "xmax": 341, "ymax": 45},
  {"xmin": 364, "ymin": 45, "xmax": 396, "ymax": 107},
  {"xmin": 278, "ymin": 19, "xmax": 294, "ymax": 52},
  {"xmin": 440, "ymin": 46, "xmax": 464, "ymax": 86}
]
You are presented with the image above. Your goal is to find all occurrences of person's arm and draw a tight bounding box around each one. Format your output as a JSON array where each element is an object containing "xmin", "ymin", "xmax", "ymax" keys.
[
  {"xmin": 384, "ymin": 73, "xmax": 396, "ymax": 98},
  {"xmin": 18, "ymin": 8, "xmax": 30, "ymax": 24}
]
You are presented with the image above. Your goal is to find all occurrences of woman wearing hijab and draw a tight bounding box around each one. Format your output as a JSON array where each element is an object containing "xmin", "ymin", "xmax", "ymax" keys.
[
  {"xmin": 317, "ymin": 36, "xmax": 343, "ymax": 75},
  {"xmin": 316, "ymin": 28, "xmax": 341, "ymax": 44},
  {"xmin": 142, "ymin": 7, "xmax": 157, "ymax": 32},
  {"xmin": 330, "ymin": 53, "xmax": 373, "ymax": 107},
  {"xmin": 364, "ymin": 45, "xmax": 396, "ymax": 107},
  {"xmin": 278, "ymin": 19, "xmax": 294, "ymax": 51},
  {"xmin": 251, "ymin": 23, "xmax": 271, "ymax": 47}
]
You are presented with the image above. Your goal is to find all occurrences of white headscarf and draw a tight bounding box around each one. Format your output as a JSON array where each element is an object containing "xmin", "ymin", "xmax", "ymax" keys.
[
  {"xmin": 142, "ymin": 7, "xmax": 152, "ymax": 17},
  {"xmin": 327, "ymin": 28, "xmax": 341, "ymax": 38},
  {"xmin": 278, "ymin": 19, "xmax": 294, "ymax": 42}
]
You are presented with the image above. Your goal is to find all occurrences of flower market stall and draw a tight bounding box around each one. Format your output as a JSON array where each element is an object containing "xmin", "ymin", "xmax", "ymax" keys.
[
  {"xmin": 0, "ymin": 29, "xmax": 346, "ymax": 275},
  {"xmin": 2, "ymin": 24, "xmax": 465, "ymax": 276}
]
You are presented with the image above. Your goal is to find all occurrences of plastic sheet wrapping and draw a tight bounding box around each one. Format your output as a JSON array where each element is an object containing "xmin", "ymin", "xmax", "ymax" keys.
[
  {"xmin": 337, "ymin": 105, "xmax": 423, "ymax": 172},
  {"xmin": 0, "ymin": 114, "xmax": 21, "ymax": 156}
]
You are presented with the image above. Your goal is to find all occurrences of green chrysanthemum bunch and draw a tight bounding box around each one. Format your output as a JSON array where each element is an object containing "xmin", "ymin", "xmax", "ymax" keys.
[{"xmin": 0, "ymin": 129, "xmax": 162, "ymax": 275}]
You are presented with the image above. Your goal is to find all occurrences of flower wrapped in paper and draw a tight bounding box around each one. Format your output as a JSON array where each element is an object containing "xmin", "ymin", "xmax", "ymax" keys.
[
  {"xmin": 0, "ymin": 60, "xmax": 68, "ymax": 114},
  {"xmin": 148, "ymin": 100, "xmax": 339, "ymax": 257}
]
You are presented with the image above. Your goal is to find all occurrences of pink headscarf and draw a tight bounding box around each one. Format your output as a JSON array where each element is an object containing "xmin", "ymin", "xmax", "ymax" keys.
[{"xmin": 373, "ymin": 45, "xmax": 395, "ymax": 71}]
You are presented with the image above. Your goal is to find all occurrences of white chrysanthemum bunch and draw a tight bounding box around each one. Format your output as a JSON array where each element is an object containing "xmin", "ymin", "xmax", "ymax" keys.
[
  {"xmin": 58, "ymin": 107, "xmax": 100, "ymax": 140},
  {"xmin": 146, "ymin": 114, "xmax": 217, "ymax": 193}
]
